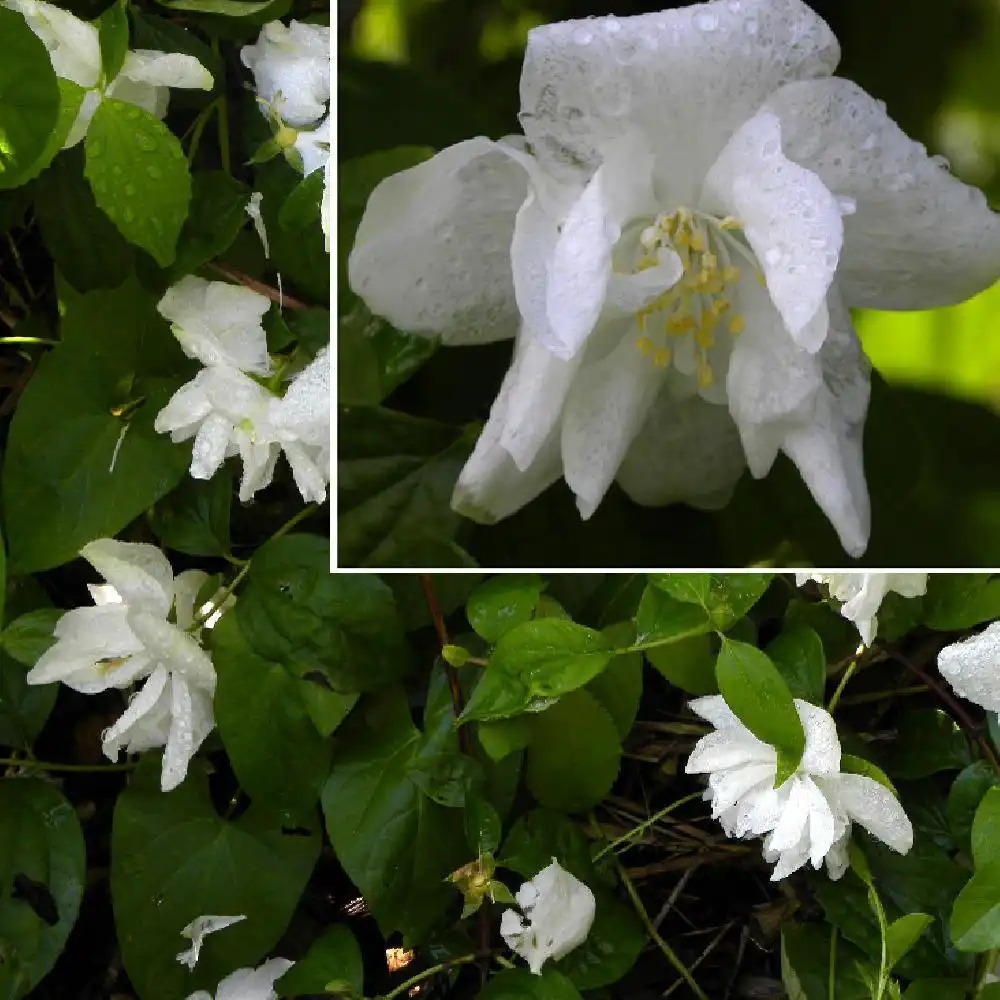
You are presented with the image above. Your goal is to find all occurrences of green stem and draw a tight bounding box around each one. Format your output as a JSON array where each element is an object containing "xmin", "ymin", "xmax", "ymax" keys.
[
  {"xmin": 828, "ymin": 925, "xmax": 838, "ymax": 1000},
  {"xmin": 0, "ymin": 336, "xmax": 58, "ymax": 346},
  {"xmin": 0, "ymin": 757, "xmax": 135, "ymax": 773},
  {"xmin": 211, "ymin": 39, "xmax": 231, "ymax": 173},
  {"xmin": 615, "ymin": 856, "xmax": 710, "ymax": 1000},
  {"xmin": 827, "ymin": 653, "xmax": 863, "ymax": 713},
  {"xmin": 593, "ymin": 791, "xmax": 703, "ymax": 861},
  {"xmin": 379, "ymin": 954, "xmax": 479, "ymax": 1000}
]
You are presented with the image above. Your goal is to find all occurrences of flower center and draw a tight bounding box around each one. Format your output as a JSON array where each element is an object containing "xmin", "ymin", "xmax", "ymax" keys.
[{"xmin": 632, "ymin": 208, "xmax": 755, "ymax": 389}]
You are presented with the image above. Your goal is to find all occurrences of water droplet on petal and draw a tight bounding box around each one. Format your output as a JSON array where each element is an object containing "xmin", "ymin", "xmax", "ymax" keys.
[
  {"xmin": 604, "ymin": 14, "xmax": 621, "ymax": 33},
  {"xmin": 573, "ymin": 26, "xmax": 593, "ymax": 44}
]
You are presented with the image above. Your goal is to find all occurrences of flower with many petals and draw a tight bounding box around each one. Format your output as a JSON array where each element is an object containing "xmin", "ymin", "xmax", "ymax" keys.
[
  {"xmin": 938, "ymin": 623, "xmax": 1000, "ymax": 714},
  {"xmin": 348, "ymin": 0, "xmax": 1000, "ymax": 557},
  {"xmin": 798, "ymin": 572, "xmax": 928, "ymax": 645},
  {"xmin": 186, "ymin": 958, "xmax": 294, "ymax": 1000},
  {"xmin": 27, "ymin": 539, "xmax": 219, "ymax": 792},
  {"xmin": 5, "ymin": 0, "xmax": 212, "ymax": 147},
  {"xmin": 686, "ymin": 695, "xmax": 913, "ymax": 880},
  {"xmin": 499, "ymin": 860, "xmax": 596, "ymax": 974}
]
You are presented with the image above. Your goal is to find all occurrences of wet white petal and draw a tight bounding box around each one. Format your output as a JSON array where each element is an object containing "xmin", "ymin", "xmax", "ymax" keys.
[
  {"xmin": 938, "ymin": 621, "xmax": 1000, "ymax": 713},
  {"xmin": 176, "ymin": 915, "xmax": 246, "ymax": 970}
]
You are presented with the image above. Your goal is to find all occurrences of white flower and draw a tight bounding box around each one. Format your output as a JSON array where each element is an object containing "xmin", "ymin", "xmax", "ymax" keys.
[
  {"xmin": 269, "ymin": 347, "xmax": 330, "ymax": 503},
  {"xmin": 186, "ymin": 958, "xmax": 294, "ymax": 1000},
  {"xmin": 241, "ymin": 19, "xmax": 330, "ymax": 127},
  {"xmin": 798, "ymin": 572, "xmax": 928, "ymax": 645},
  {"xmin": 158, "ymin": 276, "xmax": 273, "ymax": 376},
  {"xmin": 686, "ymin": 695, "xmax": 913, "ymax": 880},
  {"xmin": 499, "ymin": 859, "xmax": 596, "ymax": 974},
  {"xmin": 292, "ymin": 115, "xmax": 329, "ymax": 177},
  {"xmin": 176, "ymin": 914, "xmax": 246, "ymax": 970},
  {"xmin": 938, "ymin": 622, "xmax": 1000, "ymax": 713},
  {"xmin": 26, "ymin": 539, "xmax": 218, "ymax": 792},
  {"xmin": 348, "ymin": 0, "xmax": 1000, "ymax": 558},
  {"xmin": 155, "ymin": 365, "xmax": 282, "ymax": 503},
  {"xmin": 4, "ymin": 0, "xmax": 212, "ymax": 147}
]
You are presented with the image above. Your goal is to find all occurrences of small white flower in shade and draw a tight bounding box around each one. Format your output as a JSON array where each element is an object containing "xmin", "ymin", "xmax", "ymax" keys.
[
  {"xmin": 241, "ymin": 19, "xmax": 330, "ymax": 127},
  {"xmin": 269, "ymin": 347, "xmax": 330, "ymax": 503},
  {"xmin": 348, "ymin": 0, "xmax": 1000, "ymax": 558},
  {"xmin": 686, "ymin": 696, "xmax": 913, "ymax": 880},
  {"xmin": 797, "ymin": 573, "xmax": 928, "ymax": 645},
  {"xmin": 938, "ymin": 622, "xmax": 1000, "ymax": 713},
  {"xmin": 245, "ymin": 192, "xmax": 270, "ymax": 258},
  {"xmin": 158, "ymin": 277, "xmax": 273, "ymax": 376},
  {"xmin": 4, "ymin": 0, "xmax": 212, "ymax": 147},
  {"xmin": 499, "ymin": 859, "xmax": 596, "ymax": 974},
  {"xmin": 176, "ymin": 914, "xmax": 247, "ymax": 970},
  {"xmin": 185, "ymin": 958, "xmax": 294, "ymax": 1000}
]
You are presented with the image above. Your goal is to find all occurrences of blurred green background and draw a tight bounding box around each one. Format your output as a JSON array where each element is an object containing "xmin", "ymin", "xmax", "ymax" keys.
[
  {"xmin": 337, "ymin": 0, "xmax": 1000, "ymax": 566},
  {"xmin": 340, "ymin": 0, "xmax": 1000, "ymax": 412}
]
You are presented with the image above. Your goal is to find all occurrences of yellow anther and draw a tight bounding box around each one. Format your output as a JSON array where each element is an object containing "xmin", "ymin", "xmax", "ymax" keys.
[
  {"xmin": 710, "ymin": 298, "xmax": 731, "ymax": 318},
  {"xmin": 719, "ymin": 216, "xmax": 742, "ymax": 230},
  {"xmin": 636, "ymin": 336, "xmax": 655, "ymax": 356},
  {"xmin": 667, "ymin": 315, "xmax": 696, "ymax": 334},
  {"xmin": 723, "ymin": 266, "xmax": 742, "ymax": 283},
  {"xmin": 728, "ymin": 315, "xmax": 746, "ymax": 335},
  {"xmin": 653, "ymin": 346, "xmax": 672, "ymax": 367},
  {"xmin": 697, "ymin": 357, "xmax": 715, "ymax": 389},
  {"xmin": 701, "ymin": 253, "xmax": 718, "ymax": 272},
  {"xmin": 96, "ymin": 655, "xmax": 130, "ymax": 675},
  {"xmin": 689, "ymin": 230, "xmax": 706, "ymax": 252},
  {"xmin": 756, "ymin": 271, "xmax": 767, "ymax": 286},
  {"xmin": 696, "ymin": 321, "xmax": 716, "ymax": 350},
  {"xmin": 638, "ymin": 310, "xmax": 648, "ymax": 331}
]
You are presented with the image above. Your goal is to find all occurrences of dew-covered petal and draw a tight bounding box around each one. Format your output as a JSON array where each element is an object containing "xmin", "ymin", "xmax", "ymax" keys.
[
  {"xmin": 81, "ymin": 538, "xmax": 174, "ymax": 617},
  {"xmin": 120, "ymin": 49, "xmax": 213, "ymax": 90},
  {"xmin": 176, "ymin": 914, "xmax": 246, "ymax": 971},
  {"xmin": 702, "ymin": 110, "xmax": 843, "ymax": 348},
  {"xmin": 348, "ymin": 138, "xmax": 529, "ymax": 345},
  {"xmin": 766, "ymin": 76, "xmax": 1000, "ymax": 309},
  {"xmin": 616, "ymin": 380, "xmax": 746, "ymax": 511},
  {"xmin": 688, "ymin": 694, "xmax": 742, "ymax": 730},
  {"xmin": 161, "ymin": 672, "xmax": 216, "ymax": 792},
  {"xmin": 834, "ymin": 773, "xmax": 914, "ymax": 854},
  {"xmin": 102, "ymin": 664, "xmax": 171, "ymax": 761},
  {"xmin": 687, "ymin": 729, "xmax": 775, "ymax": 775},
  {"xmin": 215, "ymin": 958, "xmax": 296, "ymax": 1000},
  {"xmin": 126, "ymin": 610, "xmax": 216, "ymax": 691},
  {"xmin": 173, "ymin": 569, "xmax": 210, "ymax": 632},
  {"xmin": 561, "ymin": 325, "xmax": 669, "ymax": 518},
  {"xmin": 938, "ymin": 621, "xmax": 1000, "ymax": 713},
  {"xmin": 519, "ymin": 0, "xmax": 839, "ymax": 204},
  {"xmin": 796, "ymin": 699, "xmax": 841, "ymax": 776}
]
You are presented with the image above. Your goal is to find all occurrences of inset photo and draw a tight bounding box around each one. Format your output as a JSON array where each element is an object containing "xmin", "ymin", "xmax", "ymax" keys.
[{"xmin": 338, "ymin": 0, "xmax": 1000, "ymax": 568}]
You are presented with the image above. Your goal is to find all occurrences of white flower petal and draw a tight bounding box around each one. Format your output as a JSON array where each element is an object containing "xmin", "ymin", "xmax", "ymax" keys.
[
  {"xmin": 176, "ymin": 914, "xmax": 246, "ymax": 971},
  {"xmin": 120, "ymin": 50, "xmax": 213, "ymax": 91},
  {"xmin": 292, "ymin": 116, "xmax": 329, "ymax": 177},
  {"xmin": 766, "ymin": 76, "xmax": 1000, "ymax": 309},
  {"xmin": 5, "ymin": 0, "xmax": 100, "ymax": 87},
  {"xmin": 519, "ymin": 0, "xmax": 839, "ymax": 202},
  {"xmin": 708, "ymin": 761, "xmax": 777, "ymax": 814},
  {"xmin": 348, "ymin": 138, "xmax": 528, "ymax": 345},
  {"xmin": 102, "ymin": 664, "xmax": 172, "ymax": 761},
  {"xmin": 173, "ymin": 570, "xmax": 210, "ymax": 632},
  {"xmin": 702, "ymin": 110, "xmax": 843, "ymax": 348},
  {"xmin": 938, "ymin": 621, "xmax": 1000, "ymax": 713},
  {"xmin": 834, "ymin": 773, "xmax": 914, "ymax": 854},
  {"xmin": 126, "ymin": 611, "xmax": 216, "ymax": 692},
  {"xmin": 687, "ymin": 729, "xmax": 774, "ymax": 775},
  {"xmin": 81, "ymin": 539, "xmax": 174, "ymax": 618},
  {"xmin": 797, "ymin": 699, "xmax": 842, "ymax": 776},
  {"xmin": 161, "ymin": 673, "xmax": 215, "ymax": 792},
  {"xmin": 214, "ymin": 958, "xmax": 295, "ymax": 1000},
  {"xmin": 616, "ymin": 381, "xmax": 746, "ymax": 511}
]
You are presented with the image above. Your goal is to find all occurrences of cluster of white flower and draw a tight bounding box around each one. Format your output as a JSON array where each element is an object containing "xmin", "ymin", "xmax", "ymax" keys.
[
  {"xmin": 798, "ymin": 572, "xmax": 928, "ymax": 645},
  {"xmin": 241, "ymin": 20, "xmax": 331, "ymax": 249},
  {"xmin": 154, "ymin": 276, "xmax": 330, "ymax": 504},
  {"xmin": 686, "ymin": 695, "xmax": 913, "ymax": 880},
  {"xmin": 4, "ymin": 0, "xmax": 213, "ymax": 147},
  {"xmin": 26, "ymin": 539, "xmax": 223, "ymax": 792},
  {"xmin": 348, "ymin": 0, "xmax": 1000, "ymax": 557}
]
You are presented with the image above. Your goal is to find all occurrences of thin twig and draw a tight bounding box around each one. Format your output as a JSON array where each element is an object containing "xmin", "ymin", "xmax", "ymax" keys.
[{"xmin": 209, "ymin": 262, "xmax": 308, "ymax": 310}]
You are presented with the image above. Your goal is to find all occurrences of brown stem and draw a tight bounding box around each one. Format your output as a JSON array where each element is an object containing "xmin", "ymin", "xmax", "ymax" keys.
[
  {"xmin": 878, "ymin": 639, "xmax": 1000, "ymax": 775},
  {"xmin": 209, "ymin": 262, "xmax": 309, "ymax": 310}
]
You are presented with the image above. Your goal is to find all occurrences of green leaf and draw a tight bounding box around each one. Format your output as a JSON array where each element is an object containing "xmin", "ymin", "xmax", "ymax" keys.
[
  {"xmin": 553, "ymin": 888, "xmax": 644, "ymax": 989},
  {"xmin": 34, "ymin": 146, "xmax": 134, "ymax": 291},
  {"xmin": 781, "ymin": 923, "xmax": 875, "ymax": 1000},
  {"xmin": 212, "ymin": 612, "xmax": 333, "ymax": 819},
  {"xmin": 0, "ymin": 781, "xmax": 84, "ymax": 999},
  {"xmin": 275, "ymin": 926, "xmax": 363, "ymax": 998},
  {"xmin": 903, "ymin": 981, "xmax": 971, "ymax": 1000},
  {"xmin": 3, "ymin": 275, "xmax": 192, "ymax": 573},
  {"xmin": 169, "ymin": 170, "xmax": 249, "ymax": 280},
  {"xmin": 923, "ymin": 574, "xmax": 1000, "ymax": 630},
  {"xmin": 635, "ymin": 584, "xmax": 714, "ymax": 646},
  {"xmin": 278, "ymin": 169, "xmax": 324, "ymax": 232},
  {"xmin": 950, "ymin": 856, "xmax": 1000, "ymax": 951},
  {"xmin": 338, "ymin": 407, "xmax": 473, "ymax": 567},
  {"xmin": 649, "ymin": 573, "xmax": 712, "ymax": 606},
  {"xmin": 153, "ymin": 0, "xmax": 283, "ymax": 13},
  {"xmin": 715, "ymin": 637, "xmax": 805, "ymax": 764},
  {"xmin": 466, "ymin": 574, "xmax": 545, "ymax": 643},
  {"xmin": 0, "ymin": 609, "xmax": 62, "ymax": 667},
  {"xmin": 85, "ymin": 99, "xmax": 192, "ymax": 266},
  {"xmin": 947, "ymin": 762, "xmax": 999, "ymax": 855},
  {"xmin": 585, "ymin": 625, "xmax": 643, "ymax": 740},
  {"xmin": 766, "ymin": 625, "xmax": 827, "ymax": 705},
  {"xmin": 501, "ymin": 810, "xmax": 595, "ymax": 884},
  {"xmin": 98, "ymin": 0, "xmax": 130, "ymax": 83},
  {"xmin": 0, "ymin": 9, "xmax": 60, "ymax": 189},
  {"xmin": 477, "ymin": 968, "xmax": 584, "ymax": 999},
  {"xmin": 112, "ymin": 756, "xmax": 320, "ymax": 1000},
  {"xmin": 148, "ymin": 468, "xmax": 232, "ymax": 557},
  {"xmin": 320, "ymin": 688, "xmax": 467, "ymax": 942},
  {"xmin": 841, "ymin": 755, "xmax": 897, "ymax": 794},
  {"xmin": 477, "ymin": 716, "xmax": 532, "ymax": 762},
  {"xmin": 236, "ymin": 536, "xmax": 412, "ymax": 693},
  {"xmin": 525, "ymin": 690, "xmax": 621, "ymax": 813},
  {"xmin": 886, "ymin": 913, "xmax": 933, "ymax": 969},
  {"xmin": 972, "ymin": 786, "xmax": 1000, "ymax": 870},
  {"xmin": 460, "ymin": 619, "xmax": 614, "ymax": 723},
  {"xmin": 645, "ymin": 632, "xmax": 719, "ymax": 695},
  {"xmin": 888, "ymin": 709, "xmax": 972, "ymax": 779},
  {"xmin": 0, "ymin": 651, "xmax": 57, "ymax": 751},
  {"xmin": 408, "ymin": 751, "xmax": 484, "ymax": 808}
]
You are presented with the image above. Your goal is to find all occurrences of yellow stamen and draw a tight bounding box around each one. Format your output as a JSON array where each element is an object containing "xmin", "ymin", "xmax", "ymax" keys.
[
  {"xmin": 653, "ymin": 346, "xmax": 672, "ymax": 367},
  {"xmin": 667, "ymin": 315, "xmax": 696, "ymax": 334},
  {"xmin": 710, "ymin": 298, "xmax": 731, "ymax": 317},
  {"xmin": 719, "ymin": 216, "xmax": 742, "ymax": 230},
  {"xmin": 698, "ymin": 357, "xmax": 715, "ymax": 388},
  {"xmin": 728, "ymin": 315, "xmax": 746, "ymax": 335},
  {"xmin": 636, "ymin": 336, "xmax": 655, "ymax": 356},
  {"xmin": 723, "ymin": 266, "xmax": 742, "ymax": 283}
]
